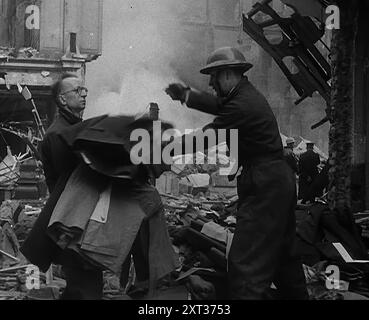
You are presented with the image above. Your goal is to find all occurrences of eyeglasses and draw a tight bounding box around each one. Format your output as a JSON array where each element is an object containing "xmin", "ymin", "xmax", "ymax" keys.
[{"xmin": 60, "ymin": 86, "xmax": 88, "ymax": 96}]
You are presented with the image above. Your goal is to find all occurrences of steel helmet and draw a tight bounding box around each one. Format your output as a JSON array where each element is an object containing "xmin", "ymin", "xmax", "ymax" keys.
[{"xmin": 200, "ymin": 47, "xmax": 253, "ymax": 75}]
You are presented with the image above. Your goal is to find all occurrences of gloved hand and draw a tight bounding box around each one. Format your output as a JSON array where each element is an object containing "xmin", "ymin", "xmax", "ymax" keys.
[{"xmin": 165, "ymin": 83, "xmax": 190, "ymax": 104}]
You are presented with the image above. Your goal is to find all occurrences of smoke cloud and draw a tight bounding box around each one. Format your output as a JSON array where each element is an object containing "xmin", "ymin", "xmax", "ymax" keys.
[{"xmin": 85, "ymin": 0, "xmax": 214, "ymax": 132}]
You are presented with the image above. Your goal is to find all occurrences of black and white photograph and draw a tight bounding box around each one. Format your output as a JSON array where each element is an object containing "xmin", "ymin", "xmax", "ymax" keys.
[{"xmin": 0, "ymin": 0, "xmax": 368, "ymax": 311}]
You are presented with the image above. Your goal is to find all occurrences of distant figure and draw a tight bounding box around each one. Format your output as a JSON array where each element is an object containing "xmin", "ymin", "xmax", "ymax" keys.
[
  {"xmin": 302, "ymin": 160, "xmax": 330, "ymax": 203},
  {"xmin": 298, "ymin": 141, "xmax": 321, "ymax": 203},
  {"xmin": 283, "ymin": 137, "xmax": 298, "ymax": 174}
]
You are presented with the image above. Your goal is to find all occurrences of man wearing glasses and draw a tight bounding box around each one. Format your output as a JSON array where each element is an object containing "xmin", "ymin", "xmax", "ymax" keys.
[
  {"xmin": 21, "ymin": 74, "xmax": 104, "ymax": 299},
  {"xmin": 22, "ymin": 73, "xmax": 179, "ymax": 299},
  {"xmin": 41, "ymin": 74, "xmax": 88, "ymax": 192}
]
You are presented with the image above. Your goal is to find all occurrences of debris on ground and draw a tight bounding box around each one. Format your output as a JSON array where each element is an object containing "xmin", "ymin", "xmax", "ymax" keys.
[
  {"xmin": 0, "ymin": 153, "xmax": 368, "ymax": 300},
  {"xmin": 160, "ymin": 161, "xmax": 369, "ymax": 300}
]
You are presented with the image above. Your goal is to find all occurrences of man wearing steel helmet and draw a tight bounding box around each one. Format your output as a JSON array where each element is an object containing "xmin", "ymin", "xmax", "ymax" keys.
[{"xmin": 166, "ymin": 47, "xmax": 308, "ymax": 300}]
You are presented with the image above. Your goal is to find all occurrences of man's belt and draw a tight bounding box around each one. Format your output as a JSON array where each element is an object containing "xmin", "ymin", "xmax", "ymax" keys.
[{"xmin": 228, "ymin": 152, "xmax": 283, "ymax": 182}]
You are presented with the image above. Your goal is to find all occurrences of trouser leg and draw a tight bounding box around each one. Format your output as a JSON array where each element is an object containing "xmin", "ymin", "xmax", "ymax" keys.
[
  {"xmin": 273, "ymin": 258, "xmax": 309, "ymax": 300},
  {"xmin": 120, "ymin": 256, "xmax": 131, "ymax": 290},
  {"xmin": 273, "ymin": 200, "xmax": 309, "ymax": 300},
  {"xmin": 120, "ymin": 220, "xmax": 150, "ymax": 289},
  {"xmin": 228, "ymin": 211, "xmax": 280, "ymax": 299},
  {"xmin": 60, "ymin": 265, "xmax": 103, "ymax": 300},
  {"xmin": 228, "ymin": 161, "xmax": 307, "ymax": 300}
]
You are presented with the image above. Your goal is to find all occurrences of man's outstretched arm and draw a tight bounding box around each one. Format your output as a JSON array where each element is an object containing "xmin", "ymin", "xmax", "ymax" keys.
[{"xmin": 165, "ymin": 83, "xmax": 221, "ymax": 116}]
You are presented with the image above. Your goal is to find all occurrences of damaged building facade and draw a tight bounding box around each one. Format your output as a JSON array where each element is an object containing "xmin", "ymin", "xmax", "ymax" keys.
[{"xmin": 0, "ymin": 0, "xmax": 102, "ymax": 199}]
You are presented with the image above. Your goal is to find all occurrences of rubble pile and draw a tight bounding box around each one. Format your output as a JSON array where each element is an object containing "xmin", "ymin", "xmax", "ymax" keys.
[
  {"xmin": 293, "ymin": 205, "xmax": 369, "ymax": 300},
  {"xmin": 157, "ymin": 152, "xmax": 237, "ymax": 198},
  {"xmin": 162, "ymin": 191, "xmax": 237, "ymax": 300},
  {"xmin": 0, "ymin": 265, "xmax": 62, "ymax": 301},
  {"xmin": 0, "ymin": 199, "xmax": 133, "ymax": 300},
  {"xmin": 0, "ymin": 267, "xmax": 32, "ymax": 300},
  {"xmin": 0, "ymin": 156, "xmax": 368, "ymax": 300},
  {"xmin": 302, "ymin": 261, "xmax": 369, "ymax": 300},
  {"xmin": 0, "ymin": 199, "xmax": 62, "ymax": 300},
  {"xmin": 161, "ymin": 190, "xmax": 369, "ymax": 300}
]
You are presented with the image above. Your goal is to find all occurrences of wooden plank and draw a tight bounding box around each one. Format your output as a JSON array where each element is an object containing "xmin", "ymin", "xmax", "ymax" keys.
[
  {"xmin": 0, "ymin": 264, "xmax": 32, "ymax": 273},
  {"xmin": 0, "ymin": 249, "xmax": 19, "ymax": 262}
]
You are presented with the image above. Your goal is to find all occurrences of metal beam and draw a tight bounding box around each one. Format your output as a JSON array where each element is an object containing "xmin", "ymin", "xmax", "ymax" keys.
[{"xmin": 280, "ymin": 0, "xmax": 326, "ymax": 22}]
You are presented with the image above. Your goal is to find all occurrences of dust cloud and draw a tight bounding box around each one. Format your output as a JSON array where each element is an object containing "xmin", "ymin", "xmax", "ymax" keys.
[{"xmin": 85, "ymin": 0, "xmax": 214, "ymax": 132}]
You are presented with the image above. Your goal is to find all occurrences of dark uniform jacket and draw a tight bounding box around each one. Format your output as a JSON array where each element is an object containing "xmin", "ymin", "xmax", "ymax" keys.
[{"xmin": 187, "ymin": 77, "xmax": 283, "ymax": 165}]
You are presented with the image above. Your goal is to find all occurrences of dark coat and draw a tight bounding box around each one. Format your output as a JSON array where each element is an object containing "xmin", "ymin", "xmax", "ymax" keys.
[
  {"xmin": 302, "ymin": 162, "xmax": 329, "ymax": 202},
  {"xmin": 21, "ymin": 109, "xmax": 84, "ymax": 271},
  {"xmin": 38, "ymin": 108, "xmax": 83, "ymax": 192},
  {"xmin": 299, "ymin": 150, "xmax": 320, "ymax": 179},
  {"xmin": 21, "ymin": 114, "xmax": 172, "ymax": 272},
  {"xmin": 298, "ymin": 149, "xmax": 320, "ymax": 201}
]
